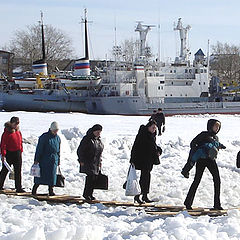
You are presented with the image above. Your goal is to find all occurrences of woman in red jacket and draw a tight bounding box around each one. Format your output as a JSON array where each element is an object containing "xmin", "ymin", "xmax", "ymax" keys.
[{"xmin": 0, "ymin": 117, "xmax": 24, "ymax": 192}]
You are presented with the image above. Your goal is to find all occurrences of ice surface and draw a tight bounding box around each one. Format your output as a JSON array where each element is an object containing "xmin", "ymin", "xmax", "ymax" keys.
[{"xmin": 0, "ymin": 112, "xmax": 240, "ymax": 239}]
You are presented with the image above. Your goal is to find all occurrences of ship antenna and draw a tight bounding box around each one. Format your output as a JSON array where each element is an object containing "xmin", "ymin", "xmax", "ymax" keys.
[{"xmin": 40, "ymin": 11, "xmax": 46, "ymax": 61}]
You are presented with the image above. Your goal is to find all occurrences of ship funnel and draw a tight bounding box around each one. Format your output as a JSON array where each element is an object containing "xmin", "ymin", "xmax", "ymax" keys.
[
  {"xmin": 73, "ymin": 59, "xmax": 90, "ymax": 76},
  {"xmin": 32, "ymin": 59, "xmax": 48, "ymax": 75}
]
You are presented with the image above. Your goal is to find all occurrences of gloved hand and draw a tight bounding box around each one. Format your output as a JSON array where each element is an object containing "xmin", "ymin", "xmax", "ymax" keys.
[{"xmin": 220, "ymin": 144, "xmax": 226, "ymax": 149}]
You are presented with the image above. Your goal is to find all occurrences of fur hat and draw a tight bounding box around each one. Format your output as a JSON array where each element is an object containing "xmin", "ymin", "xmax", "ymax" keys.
[{"xmin": 50, "ymin": 122, "xmax": 59, "ymax": 131}]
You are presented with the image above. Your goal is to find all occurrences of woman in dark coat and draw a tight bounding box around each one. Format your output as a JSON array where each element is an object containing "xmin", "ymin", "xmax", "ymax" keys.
[
  {"xmin": 77, "ymin": 124, "xmax": 104, "ymax": 201},
  {"xmin": 130, "ymin": 120, "xmax": 162, "ymax": 204},
  {"xmin": 32, "ymin": 122, "xmax": 61, "ymax": 196}
]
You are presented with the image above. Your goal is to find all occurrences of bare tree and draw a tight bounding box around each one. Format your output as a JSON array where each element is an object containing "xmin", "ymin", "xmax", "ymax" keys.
[
  {"xmin": 9, "ymin": 24, "xmax": 74, "ymax": 71},
  {"xmin": 211, "ymin": 42, "xmax": 240, "ymax": 85}
]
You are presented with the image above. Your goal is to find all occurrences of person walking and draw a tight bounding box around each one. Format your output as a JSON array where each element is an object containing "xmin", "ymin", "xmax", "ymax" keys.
[
  {"xmin": 0, "ymin": 116, "xmax": 25, "ymax": 192},
  {"xmin": 150, "ymin": 108, "xmax": 165, "ymax": 136},
  {"xmin": 77, "ymin": 124, "xmax": 104, "ymax": 201},
  {"xmin": 183, "ymin": 119, "xmax": 225, "ymax": 210},
  {"xmin": 32, "ymin": 122, "xmax": 61, "ymax": 196},
  {"xmin": 130, "ymin": 120, "xmax": 162, "ymax": 204}
]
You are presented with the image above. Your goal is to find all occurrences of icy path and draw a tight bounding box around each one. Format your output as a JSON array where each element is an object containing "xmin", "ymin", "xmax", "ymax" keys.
[{"xmin": 0, "ymin": 112, "xmax": 240, "ymax": 239}]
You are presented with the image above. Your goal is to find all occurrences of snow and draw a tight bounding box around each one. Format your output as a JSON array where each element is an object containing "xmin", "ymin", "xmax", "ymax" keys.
[{"xmin": 0, "ymin": 111, "xmax": 240, "ymax": 239}]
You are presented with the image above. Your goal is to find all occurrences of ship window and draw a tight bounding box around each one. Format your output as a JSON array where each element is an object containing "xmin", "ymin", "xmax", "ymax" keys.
[
  {"xmin": 174, "ymin": 70, "xmax": 176, "ymax": 73},
  {"xmin": 204, "ymin": 69, "xmax": 207, "ymax": 73},
  {"xmin": 158, "ymin": 86, "xmax": 160, "ymax": 90},
  {"xmin": 149, "ymin": 73, "xmax": 152, "ymax": 76},
  {"xmin": 204, "ymin": 82, "xmax": 206, "ymax": 85},
  {"xmin": 171, "ymin": 82, "xmax": 173, "ymax": 85},
  {"xmin": 156, "ymin": 73, "xmax": 159, "ymax": 76},
  {"xmin": 201, "ymin": 69, "xmax": 203, "ymax": 73},
  {"xmin": 199, "ymin": 82, "xmax": 201, "ymax": 85},
  {"xmin": 195, "ymin": 69, "xmax": 198, "ymax": 73},
  {"xmin": 160, "ymin": 81, "xmax": 165, "ymax": 84},
  {"xmin": 186, "ymin": 82, "xmax": 188, "ymax": 85},
  {"xmin": 170, "ymin": 70, "xmax": 172, "ymax": 73},
  {"xmin": 185, "ymin": 69, "xmax": 188, "ymax": 73},
  {"xmin": 189, "ymin": 69, "xmax": 192, "ymax": 73},
  {"xmin": 161, "ymin": 86, "xmax": 163, "ymax": 90},
  {"xmin": 185, "ymin": 94, "xmax": 187, "ymax": 96},
  {"xmin": 165, "ymin": 94, "xmax": 167, "ymax": 96},
  {"xmin": 170, "ymin": 94, "xmax": 172, "ymax": 96}
]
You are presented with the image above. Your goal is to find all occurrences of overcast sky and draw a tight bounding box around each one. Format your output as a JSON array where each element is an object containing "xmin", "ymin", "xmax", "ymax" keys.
[{"xmin": 1, "ymin": 0, "xmax": 240, "ymax": 62}]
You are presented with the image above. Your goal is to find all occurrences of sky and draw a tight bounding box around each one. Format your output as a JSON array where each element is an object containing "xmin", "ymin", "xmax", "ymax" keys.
[{"xmin": 1, "ymin": 0, "xmax": 240, "ymax": 62}]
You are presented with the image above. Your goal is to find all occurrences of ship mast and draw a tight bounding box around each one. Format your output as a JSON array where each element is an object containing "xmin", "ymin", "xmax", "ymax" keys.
[
  {"xmin": 40, "ymin": 11, "xmax": 46, "ymax": 61},
  {"xmin": 83, "ymin": 8, "xmax": 89, "ymax": 60},
  {"xmin": 174, "ymin": 18, "xmax": 191, "ymax": 65}
]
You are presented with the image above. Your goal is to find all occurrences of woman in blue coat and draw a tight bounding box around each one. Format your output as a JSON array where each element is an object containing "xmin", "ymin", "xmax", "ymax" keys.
[{"xmin": 32, "ymin": 122, "xmax": 61, "ymax": 196}]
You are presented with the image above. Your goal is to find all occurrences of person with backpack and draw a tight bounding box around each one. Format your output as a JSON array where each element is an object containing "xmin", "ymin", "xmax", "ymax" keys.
[
  {"xmin": 77, "ymin": 124, "xmax": 104, "ymax": 201},
  {"xmin": 183, "ymin": 119, "xmax": 226, "ymax": 210}
]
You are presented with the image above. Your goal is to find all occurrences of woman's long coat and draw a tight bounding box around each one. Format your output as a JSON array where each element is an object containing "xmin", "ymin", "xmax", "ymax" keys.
[
  {"xmin": 34, "ymin": 130, "xmax": 61, "ymax": 186},
  {"xmin": 77, "ymin": 128, "xmax": 104, "ymax": 175},
  {"xmin": 130, "ymin": 125, "xmax": 160, "ymax": 171}
]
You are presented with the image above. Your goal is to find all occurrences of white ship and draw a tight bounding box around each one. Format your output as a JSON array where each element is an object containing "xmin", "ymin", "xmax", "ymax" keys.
[{"xmin": 85, "ymin": 18, "xmax": 240, "ymax": 115}]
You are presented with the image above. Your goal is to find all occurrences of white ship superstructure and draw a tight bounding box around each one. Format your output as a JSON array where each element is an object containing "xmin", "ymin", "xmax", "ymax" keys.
[{"xmin": 85, "ymin": 19, "xmax": 219, "ymax": 115}]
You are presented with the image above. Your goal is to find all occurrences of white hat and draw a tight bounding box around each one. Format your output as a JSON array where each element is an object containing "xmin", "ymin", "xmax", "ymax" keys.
[{"xmin": 50, "ymin": 122, "xmax": 59, "ymax": 131}]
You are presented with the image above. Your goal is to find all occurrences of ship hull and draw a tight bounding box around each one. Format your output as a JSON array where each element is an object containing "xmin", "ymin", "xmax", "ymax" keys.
[
  {"xmin": 85, "ymin": 96, "xmax": 240, "ymax": 116},
  {"xmin": 0, "ymin": 90, "xmax": 87, "ymax": 113}
]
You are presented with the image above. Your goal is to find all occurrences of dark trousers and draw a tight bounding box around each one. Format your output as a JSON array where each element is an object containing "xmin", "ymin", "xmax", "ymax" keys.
[
  {"xmin": 157, "ymin": 125, "xmax": 162, "ymax": 136},
  {"xmin": 139, "ymin": 169, "xmax": 151, "ymax": 195},
  {"xmin": 0, "ymin": 150, "xmax": 22, "ymax": 190},
  {"xmin": 83, "ymin": 174, "xmax": 97, "ymax": 197},
  {"xmin": 182, "ymin": 148, "xmax": 195, "ymax": 173},
  {"xmin": 184, "ymin": 159, "xmax": 221, "ymax": 208}
]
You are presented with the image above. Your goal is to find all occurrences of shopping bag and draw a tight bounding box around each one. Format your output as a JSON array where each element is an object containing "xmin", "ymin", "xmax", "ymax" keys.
[
  {"xmin": 30, "ymin": 163, "xmax": 41, "ymax": 177},
  {"xmin": 94, "ymin": 173, "xmax": 108, "ymax": 190},
  {"xmin": 55, "ymin": 166, "xmax": 65, "ymax": 187},
  {"xmin": 125, "ymin": 165, "xmax": 141, "ymax": 196},
  {"xmin": 3, "ymin": 160, "xmax": 15, "ymax": 180}
]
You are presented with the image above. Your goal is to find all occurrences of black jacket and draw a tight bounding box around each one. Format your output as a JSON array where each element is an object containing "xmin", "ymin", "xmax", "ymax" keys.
[
  {"xmin": 190, "ymin": 119, "xmax": 225, "ymax": 154},
  {"xmin": 130, "ymin": 125, "xmax": 161, "ymax": 170},
  {"xmin": 77, "ymin": 128, "xmax": 104, "ymax": 175}
]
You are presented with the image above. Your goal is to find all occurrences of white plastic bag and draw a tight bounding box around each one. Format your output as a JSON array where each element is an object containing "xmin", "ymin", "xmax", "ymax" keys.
[
  {"xmin": 3, "ymin": 160, "xmax": 15, "ymax": 180},
  {"xmin": 125, "ymin": 164, "xmax": 141, "ymax": 196},
  {"xmin": 30, "ymin": 163, "xmax": 41, "ymax": 177}
]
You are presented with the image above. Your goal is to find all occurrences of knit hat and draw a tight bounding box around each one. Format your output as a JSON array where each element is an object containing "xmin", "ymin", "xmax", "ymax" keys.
[
  {"xmin": 92, "ymin": 124, "xmax": 103, "ymax": 132},
  {"xmin": 50, "ymin": 121, "xmax": 59, "ymax": 131}
]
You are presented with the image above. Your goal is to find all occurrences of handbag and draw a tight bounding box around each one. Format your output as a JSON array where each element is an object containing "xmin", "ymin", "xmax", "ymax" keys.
[
  {"xmin": 237, "ymin": 151, "xmax": 240, "ymax": 168},
  {"xmin": 55, "ymin": 166, "xmax": 65, "ymax": 187},
  {"xmin": 94, "ymin": 173, "xmax": 108, "ymax": 190}
]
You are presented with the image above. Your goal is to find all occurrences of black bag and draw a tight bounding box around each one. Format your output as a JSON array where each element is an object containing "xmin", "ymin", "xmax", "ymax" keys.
[
  {"xmin": 55, "ymin": 167, "xmax": 65, "ymax": 188},
  {"xmin": 237, "ymin": 151, "xmax": 240, "ymax": 168},
  {"xmin": 94, "ymin": 173, "xmax": 108, "ymax": 190}
]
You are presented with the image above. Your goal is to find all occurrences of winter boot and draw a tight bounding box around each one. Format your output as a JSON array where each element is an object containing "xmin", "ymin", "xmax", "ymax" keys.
[
  {"xmin": 134, "ymin": 195, "xmax": 144, "ymax": 204},
  {"xmin": 48, "ymin": 186, "xmax": 55, "ymax": 196},
  {"xmin": 142, "ymin": 194, "xmax": 154, "ymax": 203},
  {"xmin": 32, "ymin": 184, "xmax": 39, "ymax": 195},
  {"xmin": 181, "ymin": 170, "xmax": 189, "ymax": 178}
]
